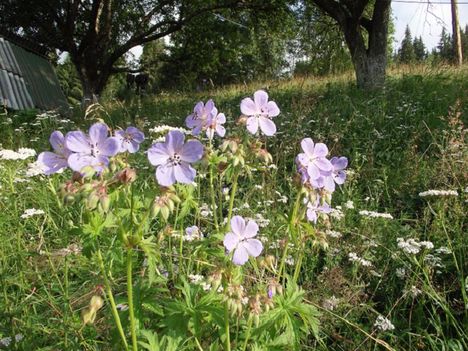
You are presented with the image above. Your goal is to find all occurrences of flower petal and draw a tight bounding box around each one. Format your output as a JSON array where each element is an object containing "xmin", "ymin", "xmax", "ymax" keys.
[
  {"xmin": 38, "ymin": 151, "xmax": 67, "ymax": 175},
  {"xmin": 148, "ymin": 143, "xmax": 169, "ymax": 166},
  {"xmin": 254, "ymin": 90, "xmax": 268, "ymax": 107},
  {"xmin": 307, "ymin": 163, "xmax": 321, "ymax": 180},
  {"xmin": 240, "ymin": 98, "xmax": 257, "ymax": 116},
  {"xmin": 99, "ymin": 137, "xmax": 120, "ymax": 157},
  {"xmin": 331, "ymin": 156, "xmax": 348, "ymax": 171},
  {"xmin": 307, "ymin": 208, "xmax": 318, "ymax": 223},
  {"xmin": 216, "ymin": 113, "xmax": 226, "ymax": 124},
  {"xmin": 243, "ymin": 220, "xmax": 259, "ymax": 238},
  {"xmin": 266, "ymin": 101, "xmax": 280, "ymax": 117},
  {"xmin": 323, "ymin": 175, "xmax": 336, "ymax": 192},
  {"xmin": 223, "ymin": 232, "xmax": 240, "ymax": 252},
  {"xmin": 65, "ymin": 131, "xmax": 91, "ymax": 154},
  {"xmin": 156, "ymin": 164, "xmax": 176, "ymax": 186},
  {"xmin": 301, "ymin": 138, "xmax": 315, "ymax": 157},
  {"xmin": 173, "ymin": 163, "xmax": 196, "ymax": 184},
  {"xmin": 244, "ymin": 239, "xmax": 263, "ymax": 257},
  {"xmin": 230, "ymin": 215, "xmax": 246, "ymax": 236},
  {"xmin": 232, "ymin": 244, "xmax": 249, "ymax": 266},
  {"xmin": 246, "ymin": 116, "xmax": 259, "ymax": 134},
  {"xmin": 315, "ymin": 158, "xmax": 333, "ymax": 172},
  {"xmin": 179, "ymin": 140, "xmax": 203, "ymax": 163},
  {"xmin": 127, "ymin": 127, "xmax": 145, "ymax": 143},
  {"xmin": 313, "ymin": 143, "xmax": 329, "ymax": 158},
  {"xmin": 89, "ymin": 123, "xmax": 109, "ymax": 144},
  {"xmin": 68, "ymin": 153, "xmax": 107, "ymax": 173},
  {"xmin": 49, "ymin": 131, "xmax": 65, "ymax": 152},
  {"xmin": 165, "ymin": 130, "xmax": 185, "ymax": 154},
  {"xmin": 258, "ymin": 116, "xmax": 276, "ymax": 136},
  {"xmin": 216, "ymin": 125, "xmax": 226, "ymax": 137}
]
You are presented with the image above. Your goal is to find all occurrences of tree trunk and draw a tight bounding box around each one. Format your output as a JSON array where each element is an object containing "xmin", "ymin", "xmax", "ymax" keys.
[
  {"xmin": 74, "ymin": 58, "xmax": 110, "ymax": 108},
  {"xmin": 313, "ymin": 0, "xmax": 391, "ymax": 90},
  {"xmin": 352, "ymin": 48, "xmax": 387, "ymax": 90}
]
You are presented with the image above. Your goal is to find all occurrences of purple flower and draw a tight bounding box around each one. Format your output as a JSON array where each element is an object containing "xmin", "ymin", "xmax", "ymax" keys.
[
  {"xmin": 115, "ymin": 127, "xmax": 145, "ymax": 153},
  {"xmin": 65, "ymin": 123, "xmax": 120, "ymax": 173},
  {"xmin": 37, "ymin": 131, "xmax": 72, "ymax": 175},
  {"xmin": 296, "ymin": 138, "xmax": 333, "ymax": 180},
  {"xmin": 223, "ymin": 216, "xmax": 263, "ymax": 266},
  {"xmin": 306, "ymin": 198, "xmax": 331, "ymax": 224},
  {"xmin": 185, "ymin": 99, "xmax": 216, "ymax": 135},
  {"xmin": 241, "ymin": 90, "xmax": 280, "ymax": 136},
  {"xmin": 147, "ymin": 130, "xmax": 203, "ymax": 187},
  {"xmin": 330, "ymin": 156, "xmax": 347, "ymax": 184},
  {"xmin": 206, "ymin": 110, "xmax": 226, "ymax": 139}
]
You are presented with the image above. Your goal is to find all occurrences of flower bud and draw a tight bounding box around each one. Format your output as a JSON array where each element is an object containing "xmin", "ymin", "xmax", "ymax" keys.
[
  {"xmin": 81, "ymin": 165, "xmax": 96, "ymax": 179},
  {"xmin": 256, "ymin": 149, "xmax": 273, "ymax": 164},
  {"xmin": 98, "ymin": 194, "xmax": 110, "ymax": 212},
  {"xmin": 265, "ymin": 255, "xmax": 276, "ymax": 269},
  {"xmin": 115, "ymin": 168, "xmax": 137, "ymax": 184},
  {"xmin": 71, "ymin": 171, "xmax": 83, "ymax": 183},
  {"xmin": 86, "ymin": 192, "xmax": 100, "ymax": 210},
  {"xmin": 236, "ymin": 115, "xmax": 248, "ymax": 126},
  {"xmin": 90, "ymin": 295, "xmax": 104, "ymax": 311}
]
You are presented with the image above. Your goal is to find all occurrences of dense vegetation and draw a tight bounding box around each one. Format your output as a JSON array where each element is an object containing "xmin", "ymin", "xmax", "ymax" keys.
[{"xmin": 0, "ymin": 66, "xmax": 466, "ymax": 350}]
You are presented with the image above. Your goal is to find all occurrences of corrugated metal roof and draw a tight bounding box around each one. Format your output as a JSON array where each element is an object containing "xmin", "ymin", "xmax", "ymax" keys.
[{"xmin": 0, "ymin": 36, "xmax": 68, "ymax": 111}]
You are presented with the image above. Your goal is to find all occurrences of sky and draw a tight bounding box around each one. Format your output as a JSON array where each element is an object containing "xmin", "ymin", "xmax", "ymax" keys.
[
  {"xmin": 129, "ymin": 1, "xmax": 468, "ymax": 59},
  {"xmin": 392, "ymin": 0, "xmax": 468, "ymax": 51}
]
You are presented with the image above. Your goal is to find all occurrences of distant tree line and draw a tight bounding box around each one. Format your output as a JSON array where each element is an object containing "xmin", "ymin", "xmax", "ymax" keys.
[{"xmin": 396, "ymin": 25, "xmax": 468, "ymax": 64}]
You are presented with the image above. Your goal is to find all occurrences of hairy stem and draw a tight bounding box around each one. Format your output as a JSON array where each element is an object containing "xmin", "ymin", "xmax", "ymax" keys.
[
  {"xmin": 127, "ymin": 249, "xmax": 138, "ymax": 351},
  {"xmin": 96, "ymin": 249, "xmax": 128, "ymax": 350}
]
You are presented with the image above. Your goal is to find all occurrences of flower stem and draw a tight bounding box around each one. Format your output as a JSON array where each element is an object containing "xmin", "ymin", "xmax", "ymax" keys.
[
  {"xmin": 224, "ymin": 301, "xmax": 231, "ymax": 351},
  {"xmin": 209, "ymin": 163, "xmax": 219, "ymax": 231},
  {"xmin": 96, "ymin": 249, "xmax": 128, "ymax": 350},
  {"xmin": 226, "ymin": 171, "xmax": 239, "ymax": 229},
  {"xmin": 126, "ymin": 249, "xmax": 138, "ymax": 351},
  {"xmin": 278, "ymin": 191, "xmax": 302, "ymax": 280},
  {"xmin": 242, "ymin": 315, "xmax": 253, "ymax": 351}
]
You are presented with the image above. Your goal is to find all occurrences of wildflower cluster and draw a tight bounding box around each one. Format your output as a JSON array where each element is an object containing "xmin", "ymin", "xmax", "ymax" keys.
[{"xmin": 295, "ymin": 138, "xmax": 348, "ymax": 224}]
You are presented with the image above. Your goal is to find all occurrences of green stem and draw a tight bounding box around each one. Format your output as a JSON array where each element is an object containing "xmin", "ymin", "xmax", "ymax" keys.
[
  {"xmin": 242, "ymin": 315, "xmax": 253, "ymax": 351},
  {"xmin": 277, "ymin": 192, "xmax": 302, "ymax": 280},
  {"xmin": 226, "ymin": 172, "xmax": 239, "ymax": 229},
  {"xmin": 96, "ymin": 249, "xmax": 128, "ymax": 350},
  {"xmin": 224, "ymin": 302, "xmax": 231, "ymax": 351},
  {"xmin": 209, "ymin": 163, "xmax": 219, "ymax": 231},
  {"xmin": 126, "ymin": 250, "xmax": 138, "ymax": 351}
]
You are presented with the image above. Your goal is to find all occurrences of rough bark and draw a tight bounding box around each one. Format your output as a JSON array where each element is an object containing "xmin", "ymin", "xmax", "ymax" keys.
[{"xmin": 313, "ymin": 0, "xmax": 392, "ymax": 90}]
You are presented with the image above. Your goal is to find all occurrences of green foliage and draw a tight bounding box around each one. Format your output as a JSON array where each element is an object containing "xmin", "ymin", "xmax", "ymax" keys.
[
  {"xmin": 0, "ymin": 67, "xmax": 467, "ymax": 350},
  {"xmin": 56, "ymin": 56, "xmax": 83, "ymax": 105},
  {"xmin": 398, "ymin": 25, "xmax": 416, "ymax": 63},
  {"xmin": 158, "ymin": 2, "xmax": 294, "ymax": 89}
]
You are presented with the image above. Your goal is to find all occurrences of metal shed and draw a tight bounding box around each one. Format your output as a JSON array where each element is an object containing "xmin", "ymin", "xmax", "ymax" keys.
[{"xmin": 0, "ymin": 33, "xmax": 68, "ymax": 111}]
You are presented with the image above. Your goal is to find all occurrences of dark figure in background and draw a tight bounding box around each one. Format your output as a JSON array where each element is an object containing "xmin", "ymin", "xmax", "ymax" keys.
[
  {"xmin": 134, "ymin": 73, "xmax": 149, "ymax": 94},
  {"xmin": 126, "ymin": 73, "xmax": 149, "ymax": 94},
  {"xmin": 126, "ymin": 73, "xmax": 135, "ymax": 89}
]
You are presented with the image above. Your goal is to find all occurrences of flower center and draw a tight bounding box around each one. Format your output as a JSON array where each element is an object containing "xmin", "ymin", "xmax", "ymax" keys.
[
  {"xmin": 90, "ymin": 143, "xmax": 100, "ymax": 157},
  {"xmin": 169, "ymin": 153, "xmax": 181, "ymax": 166}
]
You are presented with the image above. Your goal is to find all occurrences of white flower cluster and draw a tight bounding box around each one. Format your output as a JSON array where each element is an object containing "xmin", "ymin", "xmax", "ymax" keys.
[
  {"xmin": 419, "ymin": 189, "xmax": 459, "ymax": 197},
  {"xmin": 397, "ymin": 237, "xmax": 433, "ymax": 254},
  {"xmin": 20, "ymin": 208, "xmax": 45, "ymax": 219},
  {"xmin": 25, "ymin": 161, "xmax": 46, "ymax": 177},
  {"xmin": 149, "ymin": 125, "xmax": 191, "ymax": 135},
  {"xmin": 374, "ymin": 315, "xmax": 395, "ymax": 331},
  {"xmin": 348, "ymin": 252, "xmax": 372, "ymax": 267},
  {"xmin": 0, "ymin": 148, "xmax": 36, "ymax": 160},
  {"xmin": 0, "ymin": 334, "xmax": 23, "ymax": 347},
  {"xmin": 359, "ymin": 210, "xmax": 393, "ymax": 219},
  {"xmin": 322, "ymin": 295, "xmax": 339, "ymax": 311}
]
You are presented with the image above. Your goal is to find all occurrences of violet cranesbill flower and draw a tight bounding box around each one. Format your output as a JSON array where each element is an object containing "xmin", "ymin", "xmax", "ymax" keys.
[
  {"xmin": 206, "ymin": 109, "xmax": 226, "ymax": 139},
  {"xmin": 306, "ymin": 198, "xmax": 331, "ymax": 224},
  {"xmin": 65, "ymin": 123, "xmax": 120, "ymax": 173},
  {"xmin": 37, "ymin": 131, "xmax": 72, "ymax": 175},
  {"xmin": 115, "ymin": 127, "xmax": 145, "ymax": 153},
  {"xmin": 321, "ymin": 156, "xmax": 348, "ymax": 192},
  {"xmin": 147, "ymin": 130, "xmax": 203, "ymax": 187},
  {"xmin": 296, "ymin": 138, "xmax": 333, "ymax": 181},
  {"xmin": 185, "ymin": 99, "xmax": 216, "ymax": 135},
  {"xmin": 223, "ymin": 216, "xmax": 263, "ymax": 266},
  {"xmin": 241, "ymin": 90, "xmax": 280, "ymax": 136}
]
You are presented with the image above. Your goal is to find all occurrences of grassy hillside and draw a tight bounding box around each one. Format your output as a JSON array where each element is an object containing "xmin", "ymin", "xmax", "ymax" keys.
[{"xmin": 0, "ymin": 66, "xmax": 466, "ymax": 350}]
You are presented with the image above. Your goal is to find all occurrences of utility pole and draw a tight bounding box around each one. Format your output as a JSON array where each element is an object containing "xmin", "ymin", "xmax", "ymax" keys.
[{"xmin": 451, "ymin": 0, "xmax": 463, "ymax": 65}]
